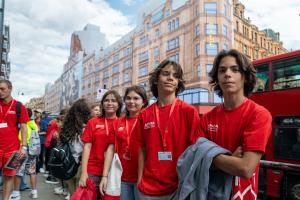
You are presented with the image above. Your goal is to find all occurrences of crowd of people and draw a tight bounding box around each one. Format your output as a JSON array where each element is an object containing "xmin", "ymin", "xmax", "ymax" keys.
[{"xmin": 0, "ymin": 49, "xmax": 272, "ymax": 200}]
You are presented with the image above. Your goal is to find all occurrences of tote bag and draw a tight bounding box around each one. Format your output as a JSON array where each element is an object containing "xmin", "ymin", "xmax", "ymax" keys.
[{"xmin": 105, "ymin": 153, "xmax": 123, "ymax": 196}]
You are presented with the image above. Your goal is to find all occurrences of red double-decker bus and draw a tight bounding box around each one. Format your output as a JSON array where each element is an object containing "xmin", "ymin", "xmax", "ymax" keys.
[{"xmin": 250, "ymin": 50, "xmax": 300, "ymax": 200}]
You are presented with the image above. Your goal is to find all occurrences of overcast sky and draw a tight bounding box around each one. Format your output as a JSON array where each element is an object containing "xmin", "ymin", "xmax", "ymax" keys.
[{"xmin": 5, "ymin": 0, "xmax": 300, "ymax": 103}]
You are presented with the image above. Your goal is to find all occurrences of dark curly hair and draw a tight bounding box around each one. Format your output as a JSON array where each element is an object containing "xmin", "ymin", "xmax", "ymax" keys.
[
  {"xmin": 100, "ymin": 90, "xmax": 123, "ymax": 117},
  {"xmin": 209, "ymin": 49, "xmax": 257, "ymax": 97},
  {"xmin": 60, "ymin": 99, "xmax": 91, "ymax": 142},
  {"xmin": 149, "ymin": 59, "xmax": 185, "ymax": 98},
  {"xmin": 124, "ymin": 85, "xmax": 148, "ymax": 117}
]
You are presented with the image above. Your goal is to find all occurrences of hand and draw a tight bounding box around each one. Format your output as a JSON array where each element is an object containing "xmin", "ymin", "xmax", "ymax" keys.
[
  {"xmin": 232, "ymin": 146, "xmax": 243, "ymax": 158},
  {"xmin": 99, "ymin": 176, "xmax": 108, "ymax": 196},
  {"xmin": 79, "ymin": 173, "xmax": 88, "ymax": 187},
  {"xmin": 18, "ymin": 147, "xmax": 27, "ymax": 160}
]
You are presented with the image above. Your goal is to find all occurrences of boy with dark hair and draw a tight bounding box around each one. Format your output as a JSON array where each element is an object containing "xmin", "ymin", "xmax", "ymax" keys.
[
  {"xmin": 200, "ymin": 49, "xmax": 272, "ymax": 200},
  {"xmin": 132, "ymin": 59, "xmax": 201, "ymax": 199}
]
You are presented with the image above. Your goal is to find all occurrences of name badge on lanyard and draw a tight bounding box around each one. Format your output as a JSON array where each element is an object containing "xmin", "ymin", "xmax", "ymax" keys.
[
  {"xmin": 0, "ymin": 123, "xmax": 8, "ymax": 128},
  {"xmin": 158, "ymin": 151, "xmax": 172, "ymax": 161}
]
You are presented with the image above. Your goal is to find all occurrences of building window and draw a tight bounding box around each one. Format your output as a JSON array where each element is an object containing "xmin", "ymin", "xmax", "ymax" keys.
[
  {"xmin": 214, "ymin": 93, "xmax": 223, "ymax": 103},
  {"xmin": 195, "ymin": 4, "xmax": 199, "ymax": 16},
  {"xmin": 205, "ymin": 23, "xmax": 218, "ymax": 35},
  {"xmin": 206, "ymin": 43, "xmax": 218, "ymax": 55},
  {"xmin": 195, "ymin": 24, "xmax": 200, "ymax": 36},
  {"xmin": 153, "ymin": 60, "xmax": 160, "ymax": 69},
  {"xmin": 197, "ymin": 64, "xmax": 201, "ymax": 78},
  {"xmin": 103, "ymin": 70, "xmax": 110, "ymax": 78},
  {"xmin": 139, "ymin": 81, "xmax": 149, "ymax": 91},
  {"xmin": 204, "ymin": 2, "xmax": 217, "ymax": 14},
  {"xmin": 169, "ymin": 54, "xmax": 179, "ymax": 63},
  {"xmin": 168, "ymin": 18, "xmax": 180, "ymax": 32},
  {"xmin": 95, "ymin": 65, "xmax": 101, "ymax": 71},
  {"xmin": 167, "ymin": 37, "xmax": 179, "ymax": 50},
  {"xmin": 153, "ymin": 46, "xmax": 160, "ymax": 57},
  {"xmin": 123, "ymin": 72, "xmax": 130, "ymax": 83},
  {"xmin": 206, "ymin": 64, "xmax": 213, "ymax": 76},
  {"xmin": 123, "ymin": 47, "xmax": 132, "ymax": 57},
  {"xmin": 112, "ymin": 65, "xmax": 119, "ymax": 74},
  {"xmin": 103, "ymin": 79, "xmax": 109, "ymax": 89},
  {"xmin": 139, "ymin": 35, "xmax": 149, "ymax": 46},
  {"xmin": 155, "ymin": 28, "xmax": 160, "ymax": 38},
  {"xmin": 223, "ymin": 4, "xmax": 227, "ymax": 17},
  {"xmin": 139, "ymin": 51, "xmax": 149, "ymax": 62},
  {"xmin": 95, "ymin": 74, "xmax": 100, "ymax": 82},
  {"xmin": 112, "ymin": 76, "xmax": 119, "ymax": 87},
  {"xmin": 195, "ymin": 44, "xmax": 200, "ymax": 57},
  {"xmin": 222, "ymin": 24, "xmax": 228, "ymax": 37},
  {"xmin": 223, "ymin": 43, "xmax": 228, "ymax": 50},
  {"xmin": 113, "ymin": 54, "xmax": 119, "ymax": 62},
  {"xmin": 165, "ymin": 9, "xmax": 171, "ymax": 17},
  {"xmin": 152, "ymin": 10, "xmax": 163, "ymax": 24},
  {"xmin": 139, "ymin": 65, "xmax": 148, "ymax": 77},
  {"xmin": 123, "ymin": 59, "xmax": 131, "ymax": 69}
]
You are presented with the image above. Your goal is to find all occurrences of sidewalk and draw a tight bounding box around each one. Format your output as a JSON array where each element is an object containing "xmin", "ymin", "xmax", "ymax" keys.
[{"xmin": 20, "ymin": 173, "xmax": 66, "ymax": 200}]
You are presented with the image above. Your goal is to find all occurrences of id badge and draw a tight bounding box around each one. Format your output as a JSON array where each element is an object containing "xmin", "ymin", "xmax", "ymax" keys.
[
  {"xmin": 158, "ymin": 151, "xmax": 172, "ymax": 161},
  {"xmin": 0, "ymin": 123, "xmax": 8, "ymax": 128}
]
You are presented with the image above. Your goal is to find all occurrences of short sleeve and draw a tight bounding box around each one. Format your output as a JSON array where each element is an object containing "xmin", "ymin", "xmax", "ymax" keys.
[
  {"xmin": 20, "ymin": 104, "xmax": 29, "ymax": 123},
  {"xmin": 81, "ymin": 119, "xmax": 94, "ymax": 143},
  {"xmin": 243, "ymin": 109, "xmax": 272, "ymax": 153}
]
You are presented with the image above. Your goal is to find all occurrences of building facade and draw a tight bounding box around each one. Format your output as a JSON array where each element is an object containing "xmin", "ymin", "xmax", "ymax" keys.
[
  {"xmin": 26, "ymin": 96, "xmax": 45, "ymax": 112},
  {"xmin": 0, "ymin": 0, "xmax": 10, "ymax": 79},
  {"xmin": 44, "ymin": 0, "xmax": 287, "ymax": 113}
]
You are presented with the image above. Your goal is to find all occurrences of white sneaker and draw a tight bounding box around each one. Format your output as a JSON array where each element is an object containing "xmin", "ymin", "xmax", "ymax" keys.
[
  {"xmin": 30, "ymin": 190, "xmax": 38, "ymax": 199},
  {"xmin": 65, "ymin": 193, "xmax": 70, "ymax": 200},
  {"xmin": 62, "ymin": 189, "xmax": 69, "ymax": 196},
  {"xmin": 54, "ymin": 186, "xmax": 63, "ymax": 195},
  {"xmin": 9, "ymin": 192, "xmax": 21, "ymax": 200},
  {"xmin": 39, "ymin": 168, "xmax": 45, "ymax": 173}
]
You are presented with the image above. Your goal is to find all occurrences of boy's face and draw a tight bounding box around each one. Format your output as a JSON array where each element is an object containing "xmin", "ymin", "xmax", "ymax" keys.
[
  {"xmin": 217, "ymin": 56, "xmax": 245, "ymax": 97},
  {"xmin": 157, "ymin": 64, "xmax": 179, "ymax": 96}
]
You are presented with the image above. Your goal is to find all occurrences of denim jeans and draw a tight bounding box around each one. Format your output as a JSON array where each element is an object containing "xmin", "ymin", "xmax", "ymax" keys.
[{"xmin": 121, "ymin": 181, "xmax": 138, "ymax": 200}]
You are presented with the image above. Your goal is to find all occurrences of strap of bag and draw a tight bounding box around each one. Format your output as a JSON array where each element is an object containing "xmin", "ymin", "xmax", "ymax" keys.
[{"xmin": 16, "ymin": 101, "xmax": 22, "ymax": 130}]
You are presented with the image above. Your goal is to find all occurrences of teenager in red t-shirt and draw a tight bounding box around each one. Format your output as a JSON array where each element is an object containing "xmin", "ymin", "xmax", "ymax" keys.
[
  {"xmin": 0, "ymin": 80, "xmax": 29, "ymax": 200},
  {"xmin": 79, "ymin": 90, "xmax": 122, "ymax": 200},
  {"xmin": 99, "ymin": 85, "xmax": 148, "ymax": 200},
  {"xmin": 131, "ymin": 60, "xmax": 201, "ymax": 199},
  {"xmin": 199, "ymin": 49, "xmax": 272, "ymax": 200}
]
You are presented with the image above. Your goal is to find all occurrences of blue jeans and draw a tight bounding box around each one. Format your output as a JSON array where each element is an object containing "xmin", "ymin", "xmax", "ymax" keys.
[{"xmin": 121, "ymin": 181, "xmax": 138, "ymax": 200}]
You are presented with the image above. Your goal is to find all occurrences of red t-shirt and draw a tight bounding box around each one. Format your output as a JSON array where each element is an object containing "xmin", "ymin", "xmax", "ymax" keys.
[
  {"xmin": 0, "ymin": 99, "xmax": 29, "ymax": 152},
  {"xmin": 45, "ymin": 119, "xmax": 59, "ymax": 148},
  {"xmin": 115, "ymin": 116, "xmax": 139, "ymax": 183},
  {"xmin": 132, "ymin": 99, "xmax": 201, "ymax": 195},
  {"xmin": 81, "ymin": 117, "xmax": 117, "ymax": 176},
  {"xmin": 199, "ymin": 98, "xmax": 272, "ymax": 200}
]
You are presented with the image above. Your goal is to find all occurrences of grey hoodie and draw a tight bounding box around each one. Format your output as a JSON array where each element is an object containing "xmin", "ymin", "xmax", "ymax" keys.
[{"xmin": 177, "ymin": 137, "xmax": 233, "ymax": 200}]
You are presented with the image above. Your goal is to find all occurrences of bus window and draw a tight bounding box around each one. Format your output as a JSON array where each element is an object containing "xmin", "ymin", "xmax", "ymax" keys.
[
  {"xmin": 254, "ymin": 64, "xmax": 269, "ymax": 92},
  {"xmin": 272, "ymin": 57, "xmax": 300, "ymax": 90},
  {"xmin": 274, "ymin": 128, "xmax": 300, "ymax": 161}
]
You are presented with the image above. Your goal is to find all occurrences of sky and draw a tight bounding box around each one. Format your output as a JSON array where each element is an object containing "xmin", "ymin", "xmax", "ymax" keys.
[{"xmin": 4, "ymin": 0, "xmax": 300, "ymax": 104}]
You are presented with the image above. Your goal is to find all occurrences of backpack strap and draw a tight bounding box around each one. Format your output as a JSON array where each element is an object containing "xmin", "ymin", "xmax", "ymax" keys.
[{"xmin": 16, "ymin": 101, "xmax": 22, "ymax": 130}]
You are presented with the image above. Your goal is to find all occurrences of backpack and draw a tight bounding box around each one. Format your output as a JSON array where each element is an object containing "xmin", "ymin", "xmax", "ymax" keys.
[
  {"xmin": 48, "ymin": 142, "xmax": 79, "ymax": 180},
  {"xmin": 28, "ymin": 129, "xmax": 41, "ymax": 156},
  {"xmin": 16, "ymin": 101, "xmax": 22, "ymax": 130}
]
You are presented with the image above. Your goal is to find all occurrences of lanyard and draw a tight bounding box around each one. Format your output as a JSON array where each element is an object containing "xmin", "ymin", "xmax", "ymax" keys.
[
  {"xmin": 104, "ymin": 118, "xmax": 109, "ymax": 136},
  {"xmin": 155, "ymin": 98, "xmax": 177, "ymax": 151},
  {"xmin": 125, "ymin": 117, "xmax": 138, "ymax": 149},
  {"xmin": 0, "ymin": 100, "xmax": 15, "ymax": 122}
]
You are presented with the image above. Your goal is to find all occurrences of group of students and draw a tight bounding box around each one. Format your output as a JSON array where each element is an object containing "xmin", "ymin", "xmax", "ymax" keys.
[
  {"xmin": 2, "ymin": 48, "xmax": 272, "ymax": 200},
  {"xmin": 55, "ymin": 49, "xmax": 271, "ymax": 200}
]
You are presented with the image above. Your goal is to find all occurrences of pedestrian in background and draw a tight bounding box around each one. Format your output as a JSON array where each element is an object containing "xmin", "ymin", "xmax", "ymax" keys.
[
  {"xmin": 99, "ymin": 85, "xmax": 148, "ymax": 199},
  {"xmin": 90, "ymin": 104, "xmax": 101, "ymax": 118},
  {"xmin": 34, "ymin": 109, "xmax": 45, "ymax": 173},
  {"xmin": 79, "ymin": 90, "xmax": 122, "ymax": 200}
]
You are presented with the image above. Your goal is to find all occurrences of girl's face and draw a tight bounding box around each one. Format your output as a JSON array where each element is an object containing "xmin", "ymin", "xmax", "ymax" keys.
[
  {"xmin": 124, "ymin": 91, "xmax": 144, "ymax": 116},
  {"xmin": 103, "ymin": 94, "xmax": 119, "ymax": 116},
  {"xmin": 91, "ymin": 105, "xmax": 100, "ymax": 117}
]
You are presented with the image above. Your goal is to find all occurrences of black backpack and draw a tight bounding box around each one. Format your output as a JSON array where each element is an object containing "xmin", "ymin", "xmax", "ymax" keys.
[{"xmin": 48, "ymin": 142, "xmax": 79, "ymax": 180}]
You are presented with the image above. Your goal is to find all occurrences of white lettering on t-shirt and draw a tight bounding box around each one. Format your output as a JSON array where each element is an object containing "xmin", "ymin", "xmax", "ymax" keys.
[
  {"xmin": 118, "ymin": 126, "xmax": 124, "ymax": 131},
  {"xmin": 95, "ymin": 124, "xmax": 105, "ymax": 129},
  {"xmin": 144, "ymin": 121, "xmax": 155, "ymax": 130},
  {"xmin": 8, "ymin": 111, "xmax": 16, "ymax": 114},
  {"xmin": 207, "ymin": 124, "xmax": 218, "ymax": 132}
]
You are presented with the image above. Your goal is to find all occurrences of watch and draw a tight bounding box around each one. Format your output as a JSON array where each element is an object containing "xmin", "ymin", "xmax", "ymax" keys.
[{"xmin": 22, "ymin": 145, "xmax": 28, "ymax": 150}]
